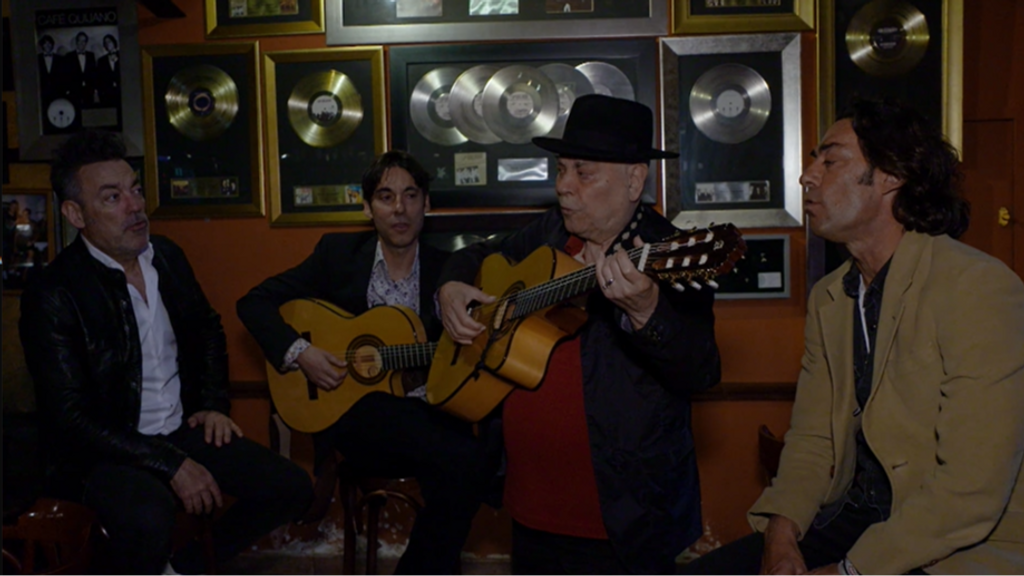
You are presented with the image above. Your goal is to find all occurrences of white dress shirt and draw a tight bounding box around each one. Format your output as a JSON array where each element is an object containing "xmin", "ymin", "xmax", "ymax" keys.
[{"xmin": 84, "ymin": 236, "xmax": 184, "ymax": 435}]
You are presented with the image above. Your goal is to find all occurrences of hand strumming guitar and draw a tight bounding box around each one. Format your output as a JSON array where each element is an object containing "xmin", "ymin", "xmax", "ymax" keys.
[
  {"xmin": 297, "ymin": 345, "xmax": 347, "ymax": 390},
  {"xmin": 438, "ymin": 281, "xmax": 496, "ymax": 345}
]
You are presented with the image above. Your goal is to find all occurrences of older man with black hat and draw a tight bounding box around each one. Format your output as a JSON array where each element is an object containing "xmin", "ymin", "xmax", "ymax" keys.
[{"xmin": 437, "ymin": 94, "xmax": 722, "ymax": 574}]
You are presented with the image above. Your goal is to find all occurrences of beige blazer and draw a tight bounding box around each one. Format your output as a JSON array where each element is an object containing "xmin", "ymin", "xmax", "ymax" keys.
[{"xmin": 749, "ymin": 232, "xmax": 1024, "ymax": 574}]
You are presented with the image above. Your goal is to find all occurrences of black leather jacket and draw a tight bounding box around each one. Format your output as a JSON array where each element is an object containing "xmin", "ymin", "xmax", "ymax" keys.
[{"xmin": 19, "ymin": 235, "xmax": 230, "ymax": 499}]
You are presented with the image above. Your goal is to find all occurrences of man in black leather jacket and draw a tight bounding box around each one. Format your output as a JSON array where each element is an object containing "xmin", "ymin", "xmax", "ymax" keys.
[
  {"xmin": 19, "ymin": 131, "xmax": 312, "ymax": 575},
  {"xmin": 438, "ymin": 95, "xmax": 721, "ymax": 574}
]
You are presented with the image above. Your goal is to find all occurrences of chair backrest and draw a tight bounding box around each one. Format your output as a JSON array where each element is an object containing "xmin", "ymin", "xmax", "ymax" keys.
[
  {"xmin": 758, "ymin": 425, "xmax": 785, "ymax": 487},
  {"xmin": 1, "ymin": 498, "xmax": 97, "ymax": 574}
]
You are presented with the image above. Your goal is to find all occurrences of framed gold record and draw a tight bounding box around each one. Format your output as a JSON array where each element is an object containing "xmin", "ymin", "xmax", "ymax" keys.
[
  {"xmin": 263, "ymin": 47, "xmax": 386, "ymax": 226},
  {"xmin": 672, "ymin": 0, "xmax": 815, "ymax": 34},
  {"xmin": 141, "ymin": 42, "xmax": 264, "ymax": 218}
]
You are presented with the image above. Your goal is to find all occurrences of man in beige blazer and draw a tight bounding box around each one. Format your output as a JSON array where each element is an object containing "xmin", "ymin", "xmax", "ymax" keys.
[{"xmin": 686, "ymin": 98, "xmax": 1024, "ymax": 575}]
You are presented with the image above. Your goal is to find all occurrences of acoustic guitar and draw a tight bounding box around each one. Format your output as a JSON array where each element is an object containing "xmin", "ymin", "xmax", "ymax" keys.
[
  {"xmin": 268, "ymin": 299, "xmax": 436, "ymax": 433},
  {"xmin": 426, "ymin": 223, "xmax": 746, "ymax": 422}
]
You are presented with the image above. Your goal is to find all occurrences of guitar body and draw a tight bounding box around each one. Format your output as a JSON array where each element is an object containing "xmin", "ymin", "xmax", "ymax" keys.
[
  {"xmin": 427, "ymin": 247, "xmax": 587, "ymax": 422},
  {"xmin": 269, "ymin": 299, "xmax": 428, "ymax": 433}
]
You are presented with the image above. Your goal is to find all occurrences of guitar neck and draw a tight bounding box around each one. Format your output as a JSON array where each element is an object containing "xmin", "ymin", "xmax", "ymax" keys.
[{"xmin": 373, "ymin": 342, "xmax": 438, "ymax": 371}]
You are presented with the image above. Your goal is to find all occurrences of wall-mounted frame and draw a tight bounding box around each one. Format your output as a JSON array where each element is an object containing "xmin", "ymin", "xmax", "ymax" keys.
[
  {"xmin": 390, "ymin": 38, "xmax": 659, "ymax": 213},
  {"xmin": 9, "ymin": 0, "xmax": 144, "ymax": 160},
  {"xmin": 141, "ymin": 42, "xmax": 264, "ymax": 219},
  {"xmin": 672, "ymin": 0, "xmax": 814, "ymax": 34},
  {"xmin": 662, "ymin": 33, "xmax": 802, "ymax": 230},
  {"xmin": 818, "ymin": 0, "xmax": 963, "ymax": 149},
  {"xmin": 264, "ymin": 47, "xmax": 386, "ymax": 226},
  {"xmin": 327, "ymin": 0, "xmax": 668, "ymax": 46},
  {"xmin": 715, "ymin": 233, "xmax": 791, "ymax": 299},
  {"xmin": 205, "ymin": 0, "xmax": 325, "ymax": 39},
  {"xmin": 3, "ymin": 188, "xmax": 56, "ymax": 293}
]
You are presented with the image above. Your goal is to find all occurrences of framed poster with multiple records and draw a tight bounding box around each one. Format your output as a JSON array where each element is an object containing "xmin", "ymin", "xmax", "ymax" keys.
[
  {"xmin": 390, "ymin": 38, "xmax": 658, "ymax": 211},
  {"xmin": 141, "ymin": 42, "xmax": 264, "ymax": 218},
  {"xmin": 205, "ymin": 0, "xmax": 326, "ymax": 39},
  {"xmin": 673, "ymin": 0, "xmax": 814, "ymax": 34},
  {"xmin": 263, "ymin": 47, "xmax": 386, "ymax": 226},
  {"xmin": 661, "ymin": 33, "xmax": 802, "ymax": 229},
  {"xmin": 9, "ymin": 0, "xmax": 144, "ymax": 160},
  {"xmin": 327, "ymin": 0, "xmax": 668, "ymax": 45},
  {"xmin": 818, "ymin": 0, "xmax": 963, "ymax": 148}
]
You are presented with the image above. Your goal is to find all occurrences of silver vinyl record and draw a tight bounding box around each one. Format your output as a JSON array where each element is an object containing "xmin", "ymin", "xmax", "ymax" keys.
[
  {"xmin": 449, "ymin": 65, "xmax": 502, "ymax": 145},
  {"xmin": 481, "ymin": 65, "xmax": 559, "ymax": 145},
  {"xmin": 689, "ymin": 63, "xmax": 771, "ymax": 145},
  {"xmin": 575, "ymin": 61, "xmax": 634, "ymax": 101},
  {"xmin": 538, "ymin": 63, "xmax": 594, "ymax": 138},
  {"xmin": 410, "ymin": 67, "xmax": 468, "ymax": 146}
]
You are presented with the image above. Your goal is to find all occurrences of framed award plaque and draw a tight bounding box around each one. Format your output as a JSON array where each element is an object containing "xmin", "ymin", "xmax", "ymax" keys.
[
  {"xmin": 327, "ymin": 0, "xmax": 667, "ymax": 45},
  {"xmin": 141, "ymin": 42, "xmax": 264, "ymax": 219},
  {"xmin": 390, "ymin": 38, "xmax": 659, "ymax": 211},
  {"xmin": 714, "ymin": 234, "xmax": 791, "ymax": 300},
  {"xmin": 205, "ymin": 0, "xmax": 325, "ymax": 39},
  {"xmin": 263, "ymin": 47, "xmax": 386, "ymax": 226},
  {"xmin": 672, "ymin": 0, "xmax": 814, "ymax": 34},
  {"xmin": 661, "ymin": 33, "xmax": 802, "ymax": 230}
]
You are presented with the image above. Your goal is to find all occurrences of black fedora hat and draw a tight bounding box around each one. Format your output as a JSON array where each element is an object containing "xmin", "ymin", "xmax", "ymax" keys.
[{"xmin": 532, "ymin": 94, "xmax": 679, "ymax": 164}]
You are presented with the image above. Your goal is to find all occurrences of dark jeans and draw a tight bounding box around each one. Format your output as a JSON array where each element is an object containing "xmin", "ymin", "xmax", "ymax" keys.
[
  {"xmin": 511, "ymin": 520, "xmax": 629, "ymax": 575},
  {"xmin": 681, "ymin": 501, "xmax": 927, "ymax": 575},
  {"xmin": 83, "ymin": 422, "xmax": 312, "ymax": 575},
  {"xmin": 318, "ymin": 392, "xmax": 491, "ymax": 575}
]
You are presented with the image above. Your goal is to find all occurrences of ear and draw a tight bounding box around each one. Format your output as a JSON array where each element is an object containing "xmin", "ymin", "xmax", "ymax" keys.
[
  {"xmin": 626, "ymin": 163, "xmax": 648, "ymax": 203},
  {"xmin": 879, "ymin": 171, "xmax": 905, "ymax": 197},
  {"xmin": 61, "ymin": 200, "xmax": 86, "ymax": 230},
  {"xmin": 362, "ymin": 200, "xmax": 373, "ymax": 221},
  {"xmin": 423, "ymin": 193, "xmax": 431, "ymax": 213}
]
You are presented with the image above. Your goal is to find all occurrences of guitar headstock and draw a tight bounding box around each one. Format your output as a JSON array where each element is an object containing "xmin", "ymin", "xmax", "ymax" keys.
[{"xmin": 636, "ymin": 223, "xmax": 747, "ymax": 291}]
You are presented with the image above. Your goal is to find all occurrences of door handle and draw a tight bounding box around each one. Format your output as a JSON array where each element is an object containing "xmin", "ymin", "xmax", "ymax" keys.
[{"xmin": 998, "ymin": 207, "xmax": 1011, "ymax": 227}]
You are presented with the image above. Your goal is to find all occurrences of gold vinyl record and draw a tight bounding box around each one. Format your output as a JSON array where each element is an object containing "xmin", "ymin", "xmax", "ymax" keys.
[
  {"xmin": 481, "ymin": 65, "xmax": 558, "ymax": 145},
  {"xmin": 449, "ymin": 65, "xmax": 502, "ymax": 145},
  {"xmin": 575, "ymin": 62, "xmax": 634, "ymax": 101},
  {"xmin": 410, "ymin": 67, "xmax": 468, "ymax": 147},
  {"xmin": 689, "ymin": 63, "xmax": 771, "ymax": 145},
  {"xmin": 538, "ymin": 63, "xmax": 594, "ymax": 139},
  {"xmin": 288, "ymin": 70, "xmax": 364, "ymax": 148},
  {"xmin": 846, "ymin": 0, "xmax": 930, "ymax": 77},
  {"xmin": 165, "ymin": 64, "xmax": 239, "ymax": 142}
]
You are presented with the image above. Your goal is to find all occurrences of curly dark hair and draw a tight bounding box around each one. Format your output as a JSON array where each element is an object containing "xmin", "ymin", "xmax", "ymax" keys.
[
  {"xmin": 50, "ymin": 130, "xmax": 127, "ymax": 203},
  {"xmin": 839, "ymin": 97, "xmax": 969, "ymax": 238},
  {"xmin": 361, "ymin": 150, "xmax": 431, "ymax": 201}
]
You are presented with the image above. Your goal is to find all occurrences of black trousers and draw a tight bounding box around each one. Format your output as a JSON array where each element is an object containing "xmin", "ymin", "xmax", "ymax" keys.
[
  {"xmin": 82, "ymin": 422, "xmax": 312, "ymax": 575},
  {"xmin": 511, "ymin": 520, "xmax": 630, "ymax": 575},
  {"xmin": 681, "ymin": 501, "xmax": 929, "ymax": 575},
  {"xmin": 318, "ymin": 392, "xmax": 491, "ymax": 575}
]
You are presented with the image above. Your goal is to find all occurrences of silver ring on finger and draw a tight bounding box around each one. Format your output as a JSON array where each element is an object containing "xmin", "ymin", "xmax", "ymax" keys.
[{"xmin": 605, "ymin": 277, "xmax": 614, "ymax": 287}]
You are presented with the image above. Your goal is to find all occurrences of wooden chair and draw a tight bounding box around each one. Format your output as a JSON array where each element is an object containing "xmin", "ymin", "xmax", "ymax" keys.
[
  {"xmin": 1, "ymin": 498, "xmax": 98, "ymax": 574},
  {"xmin": 758, "ymin": 425, "xmax": 785, "ymax": 487}
]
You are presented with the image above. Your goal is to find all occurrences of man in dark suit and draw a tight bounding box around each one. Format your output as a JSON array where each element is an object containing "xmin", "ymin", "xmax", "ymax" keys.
[
  {"xmin": 36, "ymin": 34, "xmax": 63, "ymax": 104},
  {"xmin": 237, "ymin": 151, "xmax": 492, "ymax": 575},
  {"xmin": 65, "ymin": 31, "xmax": 97, "ymax": 107},
  {"xmin": 95, "ymin": 34, "xmax": 120, "ymax": 108}
]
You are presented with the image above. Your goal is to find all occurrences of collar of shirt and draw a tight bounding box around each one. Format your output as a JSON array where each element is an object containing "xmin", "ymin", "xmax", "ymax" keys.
[
  {"xmin": 367, "ymin": 240, "xmax": 420, "ymax": 313},
  {"xmin": 82, "ymin": 234, "xmax": 155, "ymax": 275},
  {"xmin": 841, "ymin": 258, "xmax": 892, "ymax": 301}
]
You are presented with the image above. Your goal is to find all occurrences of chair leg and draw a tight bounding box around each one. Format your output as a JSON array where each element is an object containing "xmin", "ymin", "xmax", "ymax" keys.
[{"xmin": 341, "ymin": 479, "xmax": 358, "ymax": 575}]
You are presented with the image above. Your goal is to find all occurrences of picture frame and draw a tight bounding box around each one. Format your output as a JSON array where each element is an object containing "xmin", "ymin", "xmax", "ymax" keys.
[
  {"xmin": 661, "ymin": 33, "xmax": 802, "ymax": 230},
  {"xmin": 672, "ymin": 0, "xmax": 814, "ymax": 35},
  {"xmin": 715, "ymin": 233, "xmax": 791, "ymax": 300},
  {"xmin": 141, "ymin": 42, "xmax": 264, "ymax": 219},
  {"xmin": 3, "ymin": 188, "xmax": 56, "ymax": 293},
  {"xmin": 390, "ymin": 38, "xmax": 660, "ymax": 212},
  {"xmin": 9, "ymin": 0, "xmax": 145, "ymax": 160},
  {"xmin": 205, "ymin": 0, "xmax": 325, "ymax": 39},
  {"xmin": 326, "ymin": 0, "xmax": 668, "ymax": 46},
  {"xmin": 264, "ymin": 47, "xmax": 387, "ymax": 226}
]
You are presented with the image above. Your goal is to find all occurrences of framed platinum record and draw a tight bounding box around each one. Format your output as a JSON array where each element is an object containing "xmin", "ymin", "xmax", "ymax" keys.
[{"xmin": 661, "ymin": 33, "xmax": 802, "ymax": 229}]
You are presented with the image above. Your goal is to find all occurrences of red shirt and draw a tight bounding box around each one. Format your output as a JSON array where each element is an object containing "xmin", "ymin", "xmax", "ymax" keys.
[{"xmin": 502, "ymin": 337, "xmax": 608, "ymax": 539}]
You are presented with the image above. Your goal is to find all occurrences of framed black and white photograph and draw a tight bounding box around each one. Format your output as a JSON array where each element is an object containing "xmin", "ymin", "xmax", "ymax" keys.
[
  {"xmin": 205, "ymin": 0, "xmax": 326, "ymax": 38},
  {"xmin": 327, "ymin": 0, "xmax": 667, "ymax": 45},
  {"xmin": 10, "ymin": 0, "xmax": 144, "ymax": 160},
  {"xmin": 714, "ymin": 233, "xmax": 791, "ymax": 300},
  {"xmin": 672, "ymin": 0, "xmax": 814, "ymax": 35},
  {"xmin": 263, "ymin": 47, "xmax": 386, "ymax": 226},
  {"xmin": 390, "ymin": 38, "xmax": 659, "ymax": 212},
  {"xmin": 141, "ymin": 42, "xmax": 264, "ymax": 218},
  {"xmin": 661, "ymin": 33, "xmax": 802, "ymax": 229}
]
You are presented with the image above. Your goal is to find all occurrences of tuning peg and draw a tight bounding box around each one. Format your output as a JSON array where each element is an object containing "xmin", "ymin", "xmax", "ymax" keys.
[
  {"xmin": 706, "ymin": 280, "xmax": 719, "ymax": 289},
  {"xmin": 689, "ymin": 281, "xmax": 703, "ymax": 290},
  {"xmin": 672, "ymin": 282, "xmax": 686, "ymax": 292}
]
